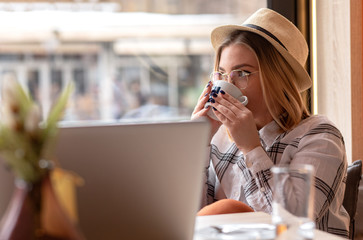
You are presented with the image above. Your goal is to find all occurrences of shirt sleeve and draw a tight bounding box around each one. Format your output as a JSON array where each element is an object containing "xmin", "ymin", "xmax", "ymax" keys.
[
  {"xmin": 237, "ymin": 146, "xmax": 274, "ymax": 213},
  {"xmin": 286, "ymin": 127, "xmax": 347, "ymax": 223},
  {"xmin": 208, "ymin": 118, "xmax": 349, "ymax": 234},
  {"xmin": 239, "ymin": 124, "xmax": 347, "ymax": 222},
  {"xmin": 200, "ymin": 145, "xmax": 215, "ymax": 208}
]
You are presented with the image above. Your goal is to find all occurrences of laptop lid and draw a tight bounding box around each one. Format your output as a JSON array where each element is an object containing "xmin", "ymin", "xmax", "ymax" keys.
[{"xmin": 55, "ymin": 119, "xmax": 210, "ymax": 240}]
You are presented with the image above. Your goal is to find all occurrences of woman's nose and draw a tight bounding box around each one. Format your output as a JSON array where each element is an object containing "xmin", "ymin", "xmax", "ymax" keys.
[{"xmin": 227, "ymin": 75, "xmax": 233, "ymax": 84}]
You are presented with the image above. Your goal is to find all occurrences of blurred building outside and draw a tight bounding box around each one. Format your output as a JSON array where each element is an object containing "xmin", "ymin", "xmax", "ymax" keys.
[{"xmin": 0, "ymin": 0, "xmax": 266, "ymax": 123}]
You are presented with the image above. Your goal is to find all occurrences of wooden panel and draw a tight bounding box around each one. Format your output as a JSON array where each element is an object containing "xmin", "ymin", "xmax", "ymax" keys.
[
  {"xmin": 315, "ymin": 0, "xmax": 352, "ymax": 162},
  {"xmin": 351, "ymin": 0, "xmax": 363, "ymax": 163}
]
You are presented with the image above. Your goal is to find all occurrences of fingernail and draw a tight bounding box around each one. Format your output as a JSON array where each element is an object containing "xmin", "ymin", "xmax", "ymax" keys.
[
  {"xmin": 212, "ymin": 93, "xmax": 218, "ymax": 98},
  {"xmin": 220, "ymin": 90, "xmax": 225, "ymax": 95},
  {"xmin": 204, "ymin": 93, "xmax": 209, "ymax": 97},
  {"xmin": 205, "ymin": 105, "xmax": 210, "ymax": 109},
  {"xmin": 206, "ymin": 81, "xmax": 211, "ymax": 88},
  {"xmin": 212, "ymin": 107, "xmax": 217, "ymax": 111},
  {"xmin": 211, "ymin": 99, "xmax": 215, "ymax": 103},
  {"xmin": 207, "ymin": 98, "xmax": 211, "ymax": 102}
]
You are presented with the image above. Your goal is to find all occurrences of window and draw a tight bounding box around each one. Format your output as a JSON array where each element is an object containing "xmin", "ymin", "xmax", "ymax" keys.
[{"xmin": 0, "ymin": 0, "xmax": 266, "ymax": 123}]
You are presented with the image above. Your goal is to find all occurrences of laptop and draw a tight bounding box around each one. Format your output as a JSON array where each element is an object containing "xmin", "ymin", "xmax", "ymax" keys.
[{"xmin": 55, "ymin": 119, "xmax": 210, "ymax": 240}]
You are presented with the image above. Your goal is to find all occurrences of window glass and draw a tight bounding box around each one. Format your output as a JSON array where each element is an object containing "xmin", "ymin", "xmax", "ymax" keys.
[{"xmin": 0, "ymin": 0, "xmax": 266, "ymax": 123}]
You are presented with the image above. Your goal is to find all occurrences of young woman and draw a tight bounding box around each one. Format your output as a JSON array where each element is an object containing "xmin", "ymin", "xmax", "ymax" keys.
[{"xmin": 192, "ymin": 8, "xmax": 350, "ymax": 238}]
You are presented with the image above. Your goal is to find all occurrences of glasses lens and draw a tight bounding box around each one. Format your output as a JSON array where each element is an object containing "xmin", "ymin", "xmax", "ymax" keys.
[
  {"xmin": 211, "ymin": 72, "xmax": 224, "ymax": 81},
  {"xmin": 231, "ymin": 70, "xmax": 248, "ymax": 88}
]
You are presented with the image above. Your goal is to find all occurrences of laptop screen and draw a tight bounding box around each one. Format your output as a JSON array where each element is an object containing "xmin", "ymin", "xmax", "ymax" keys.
[{"xmin": 55, "ymin": 119, "xmax": 210, "ymax": 240}]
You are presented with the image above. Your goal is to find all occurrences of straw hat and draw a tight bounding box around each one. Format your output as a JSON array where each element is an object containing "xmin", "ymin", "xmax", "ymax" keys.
[{"xmin": 211, "ymin": 8, "xmax": 312, "ymax": 92}]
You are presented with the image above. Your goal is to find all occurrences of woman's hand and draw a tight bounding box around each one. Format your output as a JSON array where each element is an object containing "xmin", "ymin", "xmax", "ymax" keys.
[
  {"xmin": 191, "ymin": 81, "xmax": 222, "ymax": 141},
  {"xmin": 210, "ymin": 90, "xmax": 261, "ymax": 153}
]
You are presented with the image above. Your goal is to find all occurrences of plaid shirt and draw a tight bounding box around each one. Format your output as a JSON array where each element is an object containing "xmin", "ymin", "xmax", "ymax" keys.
[{"xmin": 202, "ymin": 115, "xmax": 350, "ymax": 238}]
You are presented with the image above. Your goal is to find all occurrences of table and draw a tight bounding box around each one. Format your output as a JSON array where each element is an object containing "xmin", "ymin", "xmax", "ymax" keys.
[{"xmin": 194, "ymin": 212, "xmax": 345, "ymax": 240}]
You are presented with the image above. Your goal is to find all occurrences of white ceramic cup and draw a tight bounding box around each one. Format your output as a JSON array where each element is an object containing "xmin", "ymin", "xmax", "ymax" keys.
[{"xmin": 204, "ymin": 81, "xmax": 248, "ymax": 121}]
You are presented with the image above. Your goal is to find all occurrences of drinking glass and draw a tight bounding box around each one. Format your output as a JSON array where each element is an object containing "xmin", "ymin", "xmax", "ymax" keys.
[{"xmin": 271, "ymin": 164, "xmax": 315, "ymax": 240}]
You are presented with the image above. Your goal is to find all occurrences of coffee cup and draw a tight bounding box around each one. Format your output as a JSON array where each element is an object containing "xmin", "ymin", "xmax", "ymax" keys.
[{"xmin": 204, "ymin": 81, "xmax": 248, "ymax": 121}]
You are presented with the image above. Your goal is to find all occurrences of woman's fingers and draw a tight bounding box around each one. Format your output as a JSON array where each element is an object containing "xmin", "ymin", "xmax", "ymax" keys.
[
  {"xmin": 192, "ymin": 81, "xmax": 212, "ymax": 118},
  {"xmin": 199, "ymin": 81, "xmax": 212, "ymax": 100},
  {"xmin": 191, "ymin": 81, "xmax": 223, "ymax": 141},
  {"xmin": 211, "ymin": 91, "xmax": 246, "ymax": 121},
  {"xmin": 211, "ymin": 91, "xmax": 260, "ymax": 153},
  {"xmin": 218, "ymin": 91, "xmax": 245, "ymax": 110}
]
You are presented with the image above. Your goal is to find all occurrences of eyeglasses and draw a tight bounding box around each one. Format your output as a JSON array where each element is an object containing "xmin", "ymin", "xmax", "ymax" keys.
[{"xmin": 210, "ymin": 70, "xmax": 259, "ymax": 89}]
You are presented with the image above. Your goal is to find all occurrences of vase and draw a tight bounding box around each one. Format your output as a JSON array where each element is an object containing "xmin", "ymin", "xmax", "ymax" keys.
[{"xmin": 0, "ymin": 173, "xmax": 85, "ymax": 240}]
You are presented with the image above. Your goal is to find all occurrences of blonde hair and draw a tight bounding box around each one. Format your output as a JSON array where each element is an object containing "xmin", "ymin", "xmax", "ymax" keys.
[{"xmin": 215, "ymin": 31, "xmax": 310, "ymax": 131}]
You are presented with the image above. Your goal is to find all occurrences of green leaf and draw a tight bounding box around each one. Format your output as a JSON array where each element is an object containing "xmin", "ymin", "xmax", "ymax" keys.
[
  {"xmin": 0, "ymin": 80, "xmax": 73, "ymax": 183},
  {"xmin": 42, "ymin": 81, "xmax": 74, "ymax": 159}
]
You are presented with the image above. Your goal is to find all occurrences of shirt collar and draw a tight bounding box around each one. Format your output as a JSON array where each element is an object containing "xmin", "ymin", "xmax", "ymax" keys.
[{"xmin": 258, "ymin": 120, "xmax": 283, "ymax": 147}]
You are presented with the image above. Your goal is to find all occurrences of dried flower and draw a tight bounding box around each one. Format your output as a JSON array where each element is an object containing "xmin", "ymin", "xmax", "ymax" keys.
[
  {"xmin": 24, "ymin": 104, "xmax": 42, "ymax": 139},
  {"xmin": 1, "ymin": 73, "xmax": 23, "ymax": 113},
  {"xmin": 1, "ymin": 73, "xmax": 27, "ymax": 131},
  {"xmin": 0, "ymin": 75, "xmax": 73, "ymax": 183}
]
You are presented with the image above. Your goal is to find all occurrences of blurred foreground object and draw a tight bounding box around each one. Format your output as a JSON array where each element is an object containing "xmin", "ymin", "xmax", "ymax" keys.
[{"xmin": 0, "ymin": 74, "xmax": 85, "ymax": 240}]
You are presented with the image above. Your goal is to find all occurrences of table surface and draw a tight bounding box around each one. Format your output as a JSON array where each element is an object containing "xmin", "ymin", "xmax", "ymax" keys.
[{"xmin": 194, "ymin": 212, "xmax": 345, "ymax": 240}]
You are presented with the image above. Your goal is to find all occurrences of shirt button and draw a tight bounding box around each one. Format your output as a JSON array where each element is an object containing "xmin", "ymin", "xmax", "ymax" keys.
[
  {"xmin": 260, "ymin": 187, "xmax": 265, "ymax": 192},
  {"xmin": 247, "ymin": 162, "xmax": 253, "ymax": 168}
]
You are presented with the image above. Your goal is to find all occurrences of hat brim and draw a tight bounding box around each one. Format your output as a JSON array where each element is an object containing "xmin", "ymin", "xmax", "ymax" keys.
[{"xmin": 211, "ymin": 25, "xmax": 312, "ymax": 92}]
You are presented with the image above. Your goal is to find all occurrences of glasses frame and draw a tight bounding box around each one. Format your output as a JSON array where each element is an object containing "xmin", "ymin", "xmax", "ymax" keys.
[{"xmin": 210, "ymin": 70, "xmax": 259, "ymax": 89}]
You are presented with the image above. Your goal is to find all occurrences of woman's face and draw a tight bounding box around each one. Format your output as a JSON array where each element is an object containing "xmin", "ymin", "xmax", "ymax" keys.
[{"xmin": 218, "ymin": 43, "xmax": 273, "ymax": 129}]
